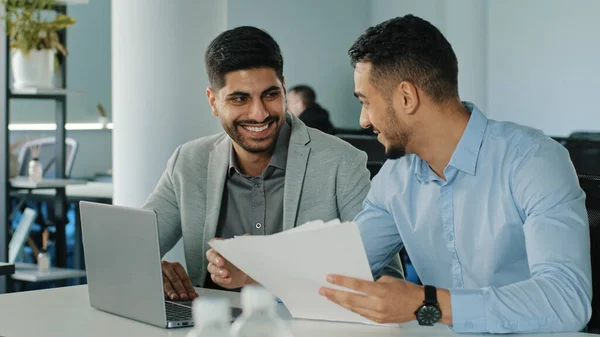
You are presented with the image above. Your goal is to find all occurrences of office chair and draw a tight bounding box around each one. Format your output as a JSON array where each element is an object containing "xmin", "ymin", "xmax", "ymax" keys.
[
  {"xmin": 366, "ymin": 161, "xmax": 384, "ymax": 179},
  {"xmin": 17, "ymin": 137, "xmax": 79, "ymax": 178},
  {"xmin": 551, "ymin": 136, "xmax": 569, "ymax": 147},
  {"xmin": 564, "ymin": 139, "xmax": 600, "ymax": 176},
  {"xmin": 570, "ymin": 132, "xmax": 600, "ymax": 142},
  {"xmin": 578, "ymin": 175, "xmax": 600, "ymax": 333},
  {"xmin": 337, "ymin": 133, "xmax": 393, "ymax": 164}
]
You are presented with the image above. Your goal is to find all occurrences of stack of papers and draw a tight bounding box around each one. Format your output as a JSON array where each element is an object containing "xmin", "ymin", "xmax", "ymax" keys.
[{"xmin": 210, "ymin": 219, "xmax": 377, "ymax": 324}]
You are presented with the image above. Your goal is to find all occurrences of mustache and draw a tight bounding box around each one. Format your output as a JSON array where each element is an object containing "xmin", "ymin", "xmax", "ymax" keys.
[{"xmin": 234, "ymin": 116, "xmax": 279, "ymax": 126}]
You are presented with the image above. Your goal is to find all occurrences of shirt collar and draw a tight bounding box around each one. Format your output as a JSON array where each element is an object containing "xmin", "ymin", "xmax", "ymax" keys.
[
  {"xmin": 228, "ymin": 119, "xmax": 291, "ymax": 177},
  {"xmin": 415, "ymin": 101, "xmax": 487, "ymax": 182},
  {"xmin": 448, "ymin": 102, "xmax": 488, "ymax": 176}
]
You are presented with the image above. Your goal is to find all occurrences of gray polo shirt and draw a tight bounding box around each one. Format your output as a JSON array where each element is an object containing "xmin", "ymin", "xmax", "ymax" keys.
[{"xmin": 214, "ymin": 120, "xmax": 291, "ymax": 239}]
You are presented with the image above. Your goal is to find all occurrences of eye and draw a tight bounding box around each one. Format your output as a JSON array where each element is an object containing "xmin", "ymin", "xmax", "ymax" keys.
[
  {"xmin": 230, "ymin": 96, "xmax": 248, "ymax": 104},
  {"xmin": 263, "ymin": 91, "xmax": 280, "ymax": 100}
]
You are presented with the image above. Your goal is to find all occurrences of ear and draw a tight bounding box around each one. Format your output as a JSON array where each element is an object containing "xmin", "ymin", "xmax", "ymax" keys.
[
  {"xmin": 206, "ymin": 87, "xmax": 218, "ymax": 117},
  {"xmin": 396, "ymin": 81, "xmax": 420, "ymax": 115}
]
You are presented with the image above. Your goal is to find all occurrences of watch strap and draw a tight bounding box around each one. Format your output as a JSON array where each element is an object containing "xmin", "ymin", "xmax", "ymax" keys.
[{"xmin": 424, "ymin": 285, "xmax": 438, "ymax": 306}]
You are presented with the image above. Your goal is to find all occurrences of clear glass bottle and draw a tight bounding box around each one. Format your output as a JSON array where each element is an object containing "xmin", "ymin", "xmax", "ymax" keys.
[
  {"xmin": 230, "ymin": 286, "xmax": 293, "ymax": 337},
  {"xmin": 186, "ymin": 297, "xmax": 232, "ymax": 337},
  {"xmin": 28, "ymin": 158, "xmax": 43, "ymax": 183}
]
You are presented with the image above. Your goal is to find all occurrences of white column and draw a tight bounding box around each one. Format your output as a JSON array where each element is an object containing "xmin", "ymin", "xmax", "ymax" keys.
[
  {"xmin": 441, "ymin": 0, "xmax": 488, "ymax": 112},
  {"xmin": 111, "ymin": 0, "xmax": 226, "ymax": 266}
]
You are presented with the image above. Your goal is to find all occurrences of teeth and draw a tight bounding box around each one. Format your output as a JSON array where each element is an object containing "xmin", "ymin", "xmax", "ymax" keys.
[{"xmin": 243, "ymin": 124, "xmax": 269, "ymax": 132}]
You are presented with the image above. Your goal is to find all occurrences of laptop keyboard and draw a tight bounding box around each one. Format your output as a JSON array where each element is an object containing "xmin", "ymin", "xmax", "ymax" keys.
[{"xmin": 165, "ymin": 301, "xmax": 193, "ymax": 322}]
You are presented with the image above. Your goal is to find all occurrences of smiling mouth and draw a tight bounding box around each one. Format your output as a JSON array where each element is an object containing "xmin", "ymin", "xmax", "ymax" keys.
[
  {"xmin": 242, "ymin": 123, "xmax": 270, "ymax": 132},
  {"xmin": 238, "ymin": 120, "xmax": 276, "ymax": 138}
]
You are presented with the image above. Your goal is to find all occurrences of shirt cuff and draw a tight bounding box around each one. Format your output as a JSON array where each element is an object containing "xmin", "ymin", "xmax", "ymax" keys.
[{"xmin": 450, "ymin": 288, "xmax": 487, "ymax": 333}]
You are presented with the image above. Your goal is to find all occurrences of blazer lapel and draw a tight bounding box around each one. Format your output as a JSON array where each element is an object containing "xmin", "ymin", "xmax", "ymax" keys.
[
  {"xmin": 200, "ymin": 138, "xmax": 229, "ymax": 281},
  {"xmin": 283, "ymin": 113, "xmax": 311, "ymax": 231}
]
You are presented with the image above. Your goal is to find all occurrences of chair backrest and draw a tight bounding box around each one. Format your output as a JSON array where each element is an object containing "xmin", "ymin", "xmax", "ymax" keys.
[
  {"xmin": 570, "ymin": 132, "xmax": 600, "ymax": 142},
  {"xmin": 366, "ymin": 161, "xmax": 383, "ymax": 180},
  {"xmin": 578, "ymin": 175, "xmax": 600, "ymax": 333},
  {"xmin": 337, "ymin": 134, "xmax": 392, "ymax": 164},
  {"xmin": 557, "ymin": 139, "xmax": 600, "ymax": 176},
  {"xmin": 17, "ymin": 137, "xmax": 78, "ymax": 178},
  {"xmin": 8, "ymin": 207, "xmax": 37, "ymax": 264}
]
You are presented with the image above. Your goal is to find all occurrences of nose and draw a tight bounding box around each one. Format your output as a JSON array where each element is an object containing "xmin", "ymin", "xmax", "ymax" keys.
[
  {"xmin": 248, "ymin": 98, "xmax": 270, "ymax": 122},
  {"xmin": 359, "ymin": 107, "xmax": 371, "ymax": 129}
]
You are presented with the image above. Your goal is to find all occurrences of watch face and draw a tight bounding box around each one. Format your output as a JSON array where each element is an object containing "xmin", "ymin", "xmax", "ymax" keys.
[{"xmin": 416, "ymin": 305, "xmax": 441, "ymax": 326}]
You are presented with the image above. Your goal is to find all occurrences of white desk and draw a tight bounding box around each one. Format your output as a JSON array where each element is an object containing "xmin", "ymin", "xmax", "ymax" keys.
[
  {"xmin": 26, "ymin": 181, "xmax": 113, "ymax": 200},
  {"xmin": 0, "ymin": 285, "xmax": 591, "ymax": 337},
  {"xmin": 10, "ymin": 177, "xmax": 88, "ymax": 189},
  {"xmin": 11, "ymin": 263, "xmax": 86, "ymax": 282}
]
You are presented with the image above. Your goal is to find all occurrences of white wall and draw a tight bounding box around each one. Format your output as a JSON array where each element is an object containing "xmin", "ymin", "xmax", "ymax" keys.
[
  {"xmin": 227, "ymin": 0, "xmax": 370, "ymax": 129},
  {"xmin": 487, "ymin": 0, "xmax": 600, "ymax": 136},
  {"xmin": 369, "ymin": 0, "xmax": 487, "ymax": 112},
  {"xmin": 371, "ymin": 0, "xmax": 600, "ymax": 137}
]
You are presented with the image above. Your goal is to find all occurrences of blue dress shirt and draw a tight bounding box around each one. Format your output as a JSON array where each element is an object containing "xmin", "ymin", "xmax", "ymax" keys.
[{"xmin": 356, "ymin": 102, "xmax": 592, "ymax": 333}]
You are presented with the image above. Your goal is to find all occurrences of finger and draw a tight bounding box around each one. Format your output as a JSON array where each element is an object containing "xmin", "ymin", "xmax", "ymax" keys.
[
  {"xmin": 211, "ymin": 273, "xmax": 232, "ymax": 285},
  {"xmin": 162, "ymin": 263, "xmax": 188, "ymax": 300},
  {"xmin": 173, "ymin": 263, "xmax": 197, "ymax": 298},
  {"xmin": 319, "ymin": 287, "xmax": 374, "ymax": 310},
  {"xmin": 162, "ymin": 274, "xmax": 178, "ymax": 300},
  {"xmin": 207, "ymin": 263, "xmax": 223, "ymax": 276},
  {"xmin": 326, "ymin": 274, "xmax": 376, "ymax": 294},
  {"xmin": 206, "ymin": 249, "xmax": 225, "ymax": 268}
]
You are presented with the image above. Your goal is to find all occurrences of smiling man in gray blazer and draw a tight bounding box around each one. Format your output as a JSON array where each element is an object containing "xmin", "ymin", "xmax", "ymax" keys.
[{"xmin": 142, "ymin": 26, "xmax": 382, "ymax": 301}]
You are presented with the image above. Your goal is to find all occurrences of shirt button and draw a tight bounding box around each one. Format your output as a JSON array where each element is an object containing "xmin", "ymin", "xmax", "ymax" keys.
[
  {"xmin": 254, "ymin": 183, "xmax": 261, "ymax": 187},
  {"xmin": 447, "ymin": 233, "xmax": 454, "ymax": 241},
  {"xmin": 255, "ymin": 223, "xmax": 262, "ymax": 229}
]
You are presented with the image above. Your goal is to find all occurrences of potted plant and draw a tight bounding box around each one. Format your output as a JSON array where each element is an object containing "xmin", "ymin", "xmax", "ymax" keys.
[{"xmin": 2, "ymin": 0, "xmax": 76, "ymax": 89}]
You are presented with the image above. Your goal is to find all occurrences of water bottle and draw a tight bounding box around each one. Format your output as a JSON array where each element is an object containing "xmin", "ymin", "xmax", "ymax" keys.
[
  {"xmin": 230, "ymin": 285, "xmax": 293, "ymax": 337},
  {"xmin": 186, "ymin": 297, "xmax": 232, "ymax": 337},
  {"xmin": 28, "ymin": 158, "xmax": 43, "ymax": 183}
]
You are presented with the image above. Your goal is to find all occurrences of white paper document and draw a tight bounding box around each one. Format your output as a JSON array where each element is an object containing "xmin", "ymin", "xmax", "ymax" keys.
[{"xmin": 209, "ymin": 220, "xmax": 379, "ymax": 325}]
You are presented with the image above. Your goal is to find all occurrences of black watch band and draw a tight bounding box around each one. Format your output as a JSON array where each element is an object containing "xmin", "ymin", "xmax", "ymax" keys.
[{"xmin": 424, "ymin": 285, "xmax": 438, "ymax": 305}]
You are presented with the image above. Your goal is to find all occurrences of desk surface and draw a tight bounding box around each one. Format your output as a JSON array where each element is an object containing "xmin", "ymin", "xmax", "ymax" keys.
[
  {"xmin": 10, "ymin": 177, "xmax": 88, "ymax": 189},
  {"xmin": 22, "ymin": 181, "xmax": 113, "ymax": 200},
  {"xmin": 0, "ymin": 262, "xmax": 15, "ymax": 276},
  {"xmin": 11, "ymin": 263, "xmax": 86, "ymax": 282},
  {"xmin": 0, "ymin": 285, "xmax": 591, "ymax": 337}
]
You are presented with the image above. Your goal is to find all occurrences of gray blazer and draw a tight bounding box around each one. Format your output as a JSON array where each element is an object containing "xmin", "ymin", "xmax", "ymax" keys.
[{"xmin": 144, "ymin": 114, "xmax": 375, "ymax": 286}]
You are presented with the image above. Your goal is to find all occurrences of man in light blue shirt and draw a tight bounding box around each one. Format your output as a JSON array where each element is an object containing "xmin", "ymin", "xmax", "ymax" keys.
[{"xmin": 319, "ymin": 15, "xmax": 592, "ymax": 333}]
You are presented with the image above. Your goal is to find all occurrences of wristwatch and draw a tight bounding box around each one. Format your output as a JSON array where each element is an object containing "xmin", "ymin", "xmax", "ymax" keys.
[{"xmin": 415, "ymin": 285, "xmax": 442, "ymax": 326}]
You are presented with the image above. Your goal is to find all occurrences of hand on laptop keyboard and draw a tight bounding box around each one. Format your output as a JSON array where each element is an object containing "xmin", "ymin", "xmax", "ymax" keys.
[{"xmin": 162, "ymin": 260, "xmax": 198, "ymax": 301}]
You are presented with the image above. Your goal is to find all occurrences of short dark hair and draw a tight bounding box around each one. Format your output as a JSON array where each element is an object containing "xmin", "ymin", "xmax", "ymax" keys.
[
  {"xmin": 289, "ymin": 85, "xmax": 316, "ymax": 106},
  {"xmin": 205, "ymin": 26, "xmax": 284, "ymax": 90},
  {"xmin": 349, "ymin": 15, "xmax": 458, "ymax": 103}
]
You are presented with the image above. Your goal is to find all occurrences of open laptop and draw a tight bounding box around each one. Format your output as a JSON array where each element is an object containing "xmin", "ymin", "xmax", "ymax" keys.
[{"xmin": 79, "ymin": 201, "xmax": 241, "ymax": 328}]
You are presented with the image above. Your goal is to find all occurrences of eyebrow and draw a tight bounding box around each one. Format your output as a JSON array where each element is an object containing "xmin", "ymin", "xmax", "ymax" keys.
[
  {"xmin": 226, "ymin": 91, "xmax": 250, "ymax": 98},
  {"xmin": 226, "ymin": 86, "xmax": 280, "ymax": 99},
  {"xmin": 354, "ymin": 91, "xmax": 366, "ymax": 99},
  {"xmin": 261, "ymin": 86, "xmax": 281, "ymax": 95}
]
